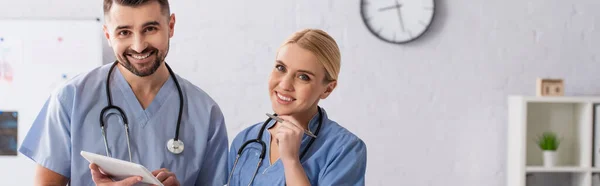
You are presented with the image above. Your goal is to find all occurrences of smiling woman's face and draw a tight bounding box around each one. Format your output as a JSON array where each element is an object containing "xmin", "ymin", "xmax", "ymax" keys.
[{"xmin": 268, "ymin": 43, "xmax": 334, "ymax": 116}]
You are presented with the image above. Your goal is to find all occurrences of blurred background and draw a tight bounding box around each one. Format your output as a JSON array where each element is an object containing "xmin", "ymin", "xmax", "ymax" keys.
[{"xmin": 2, "ymin": 0, "xmax": 600, "ymax": 185}]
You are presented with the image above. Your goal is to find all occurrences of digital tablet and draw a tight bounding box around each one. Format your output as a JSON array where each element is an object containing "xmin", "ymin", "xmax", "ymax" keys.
[{"xmin": 80, "ymin": 151, "xmax": 163, "ymax": 186}]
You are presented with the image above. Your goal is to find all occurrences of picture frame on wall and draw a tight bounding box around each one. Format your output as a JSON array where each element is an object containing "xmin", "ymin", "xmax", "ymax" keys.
[{"xmin": 0, "ymin": 111, "xmax": 18, "ymax": 156}]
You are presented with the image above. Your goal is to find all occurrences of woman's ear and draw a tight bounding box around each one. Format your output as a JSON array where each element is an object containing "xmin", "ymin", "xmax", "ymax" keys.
[{"xmin": 320, "ymin": 80, "xmax": 337, "ymax": 99}]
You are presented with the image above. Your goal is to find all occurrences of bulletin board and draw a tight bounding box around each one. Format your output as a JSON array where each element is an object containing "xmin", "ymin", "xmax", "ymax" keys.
[{"xmin": 0, "ymin": 18, "xmax": 102, "ymax": 186}]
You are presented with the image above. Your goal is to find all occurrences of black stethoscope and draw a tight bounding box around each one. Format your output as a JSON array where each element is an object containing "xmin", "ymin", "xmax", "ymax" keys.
[
  {"xmin": 227, "ymin": 106, "xmax": 324, "ymax": 186},
  {"xmin": 99, "ymin": 61, "xmax": 185, "ymax": 162}
]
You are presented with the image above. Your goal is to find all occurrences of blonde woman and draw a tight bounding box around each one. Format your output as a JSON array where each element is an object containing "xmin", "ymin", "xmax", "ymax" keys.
[{"xmin": 227, "ymin": 29, "xmax": 367, "ymax": 185}]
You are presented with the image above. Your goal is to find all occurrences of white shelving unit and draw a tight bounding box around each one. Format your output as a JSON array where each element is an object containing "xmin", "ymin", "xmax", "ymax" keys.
[{"xmin": 507, "ymin": 96, "xmax": 600, "ymax": 186}]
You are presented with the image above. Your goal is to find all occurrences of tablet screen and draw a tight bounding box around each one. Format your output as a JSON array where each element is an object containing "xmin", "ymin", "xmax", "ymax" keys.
[{"xmin": 80, "ymin": 151, "xmax": 163, "ymax": 186}]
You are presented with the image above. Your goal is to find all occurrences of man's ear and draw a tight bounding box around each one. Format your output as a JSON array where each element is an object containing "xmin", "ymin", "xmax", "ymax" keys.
[
  {"xmin": 103, "ymin": 24, "xmax": 112, "ymax": 47},
  {"xmin": 320, "ymin": 80, "xmax": 337, "ymax": 99},
  {"xmin": 168, "ymin": 13, "xmax": 176, "ymax": 38}
]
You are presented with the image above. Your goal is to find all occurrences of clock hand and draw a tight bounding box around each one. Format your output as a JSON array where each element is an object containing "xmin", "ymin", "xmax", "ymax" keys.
[
  {"xmin": 395, "ymin": 0, "xmax": 405, "ymax": 32},
  {"xmin": 379, "ymin": 5, "xmax": 399, "ymax": 12}
]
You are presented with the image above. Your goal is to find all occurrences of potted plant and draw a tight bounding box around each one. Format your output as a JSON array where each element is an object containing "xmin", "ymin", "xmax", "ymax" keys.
[{"xmin": 536, "ymin": 131, "xmax": 561, "ymax": 167}]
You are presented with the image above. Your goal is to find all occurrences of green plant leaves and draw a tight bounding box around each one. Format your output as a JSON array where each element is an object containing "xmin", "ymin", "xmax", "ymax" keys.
[{"xmin": 536, "ymin": 131, "xmax": 560, "ymax": 151}]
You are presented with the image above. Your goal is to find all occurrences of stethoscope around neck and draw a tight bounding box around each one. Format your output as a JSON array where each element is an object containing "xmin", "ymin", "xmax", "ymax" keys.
[
  {"xmin": 227, "ymin": 106, "xmax": 324, "ymax": 186},
  {"xmin": 99, "ymin": 61, "xmax": 185, "ymax": 162}
]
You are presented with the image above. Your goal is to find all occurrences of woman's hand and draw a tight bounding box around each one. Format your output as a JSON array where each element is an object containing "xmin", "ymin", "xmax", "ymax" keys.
[
  {"xmin": 274, "ymin": 116, "xmax": 312, "ymax": 186},
  {"xmin": 274, "ymin": 115, "xmax": 306, "ymax": 163}
]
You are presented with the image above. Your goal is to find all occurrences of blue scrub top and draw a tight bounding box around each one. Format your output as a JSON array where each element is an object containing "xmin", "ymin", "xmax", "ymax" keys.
[
  {"xmin": 19, "ymin": 63, "xmax": 229, "ymax": 186},
  {"xmin": 227, "ymin": 107, "xmax": 367, "ymax": 186}
]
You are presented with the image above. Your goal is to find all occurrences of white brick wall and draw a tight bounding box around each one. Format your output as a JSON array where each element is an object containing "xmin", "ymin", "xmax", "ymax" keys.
[{"xmin": 3, "ymin": 0, "xmax": 600, "ymax": 185}]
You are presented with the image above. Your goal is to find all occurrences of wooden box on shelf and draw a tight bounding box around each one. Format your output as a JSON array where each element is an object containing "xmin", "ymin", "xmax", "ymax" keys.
[{"xmin": 536, "ymin": 78, "xmax": 564, "ymax": 96}]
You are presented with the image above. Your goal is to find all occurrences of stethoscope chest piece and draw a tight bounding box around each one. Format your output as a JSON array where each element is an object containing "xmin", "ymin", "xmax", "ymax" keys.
[{"xmin": 167, "ymin": 138, "xmax": 184, "ymax": 154}]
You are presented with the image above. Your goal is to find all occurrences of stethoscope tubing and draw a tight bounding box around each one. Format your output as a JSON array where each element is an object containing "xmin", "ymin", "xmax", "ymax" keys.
[
  {"xmin": 227, "ymin": 107, "xmax": 324, "ymax": 185},
  {"xmin": 100, "ymin": 61, "xmax": 185, "ymax": 160}
]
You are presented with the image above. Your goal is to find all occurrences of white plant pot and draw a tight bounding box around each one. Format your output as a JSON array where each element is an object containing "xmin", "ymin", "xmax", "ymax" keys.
[{"xmin": 543, "ymin": 150, "xmax": 557, "ymax": 167}]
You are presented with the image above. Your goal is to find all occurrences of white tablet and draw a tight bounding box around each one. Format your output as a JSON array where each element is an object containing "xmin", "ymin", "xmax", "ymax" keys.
[{"xmin": 80, "ymin": 151, "xmax": 163, "ymax": 186}]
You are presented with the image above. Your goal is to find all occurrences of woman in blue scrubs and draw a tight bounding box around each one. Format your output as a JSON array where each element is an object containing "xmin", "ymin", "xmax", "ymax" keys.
[{"xmin": 227, "ymin": 29, "xmax": 367, "ymax": 185}]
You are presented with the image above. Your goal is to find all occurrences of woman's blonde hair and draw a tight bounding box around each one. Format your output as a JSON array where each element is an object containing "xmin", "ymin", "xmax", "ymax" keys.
[{"xmin": 281, "ymin": 28, "xmax": 341, "ymax": 83}]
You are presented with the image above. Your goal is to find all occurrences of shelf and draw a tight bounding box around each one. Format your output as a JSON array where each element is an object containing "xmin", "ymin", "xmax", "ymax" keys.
[
  {"xmin": 507, "ymin": 96, "xmax": 598, "ymax": 186},
  {"xmin": 509, "ymin": 95, "xmax": 600, "ymax": 103},
  {"xmin": 525, "ymin": 102, "xmax": 591, "ymax": 167},
  {"xmin": 526, "ymin": 166, "xmax": 600, "ymax": 173},
  {"xmin": 525, "ymin": 172, "xmax": 589, "ymax": 186}
]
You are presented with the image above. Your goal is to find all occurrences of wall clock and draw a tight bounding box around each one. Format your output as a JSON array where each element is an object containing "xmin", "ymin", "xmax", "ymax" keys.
[{"xmin": 360, "ymin": 0, "xmax": 436, "ymax": 44}]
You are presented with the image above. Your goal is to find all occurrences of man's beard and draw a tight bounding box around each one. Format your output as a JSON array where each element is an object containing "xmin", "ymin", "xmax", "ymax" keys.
[{"xmin": 119, "ymin": 46, "xmax": 163, "ymax": 77}]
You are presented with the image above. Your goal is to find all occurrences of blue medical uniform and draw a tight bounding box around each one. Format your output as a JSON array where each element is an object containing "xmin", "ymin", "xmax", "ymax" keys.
[
  {"xmin": 227, "ymin": 107, "xmax": 367, "ymax": 185},
  {"xmin": 19, "ymin": 63, "xmax": 229, "ymax": 185}
]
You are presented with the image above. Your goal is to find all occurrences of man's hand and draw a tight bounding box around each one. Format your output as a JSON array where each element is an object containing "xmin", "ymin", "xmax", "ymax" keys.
[
  {"xmin": 151, "ymin": 168, "xmax": 180, "ymax": 186},
  {"xmin": 89, "ymin": 163, "xmax": 142, "ymax": 186}
]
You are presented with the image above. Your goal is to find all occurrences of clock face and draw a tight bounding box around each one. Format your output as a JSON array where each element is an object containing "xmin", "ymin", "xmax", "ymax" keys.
[{"xmin": 360, "ymin": 0, "xmax": 435, "ymax": 44}]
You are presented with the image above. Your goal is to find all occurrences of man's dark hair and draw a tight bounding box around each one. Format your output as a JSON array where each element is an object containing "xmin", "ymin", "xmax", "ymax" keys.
[{"xmin": 103, "ymin": 0, "xmax": 170, "ymax": 16}]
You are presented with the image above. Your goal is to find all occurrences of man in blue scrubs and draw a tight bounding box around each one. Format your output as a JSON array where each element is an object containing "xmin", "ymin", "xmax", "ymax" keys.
[{"xmin": 18, "ymin": 0, "xmax": 228, "ymax": 185}]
